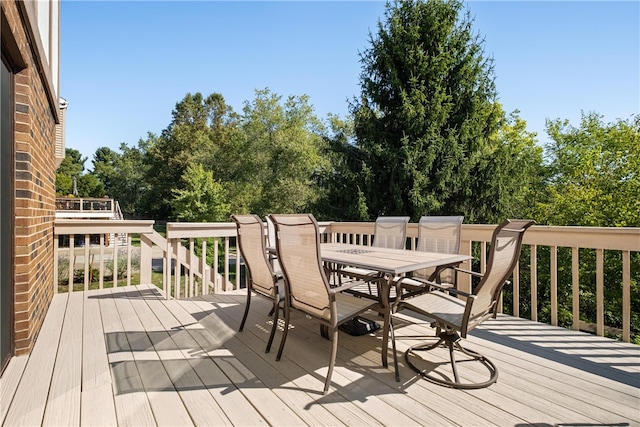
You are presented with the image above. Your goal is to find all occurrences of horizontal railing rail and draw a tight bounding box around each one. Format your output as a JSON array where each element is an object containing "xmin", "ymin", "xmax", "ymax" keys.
[
  {"xmin": 55, "ymin": 197, "xmax": 115, "ymax": 213},
  {"xmin": 53, "ymin": 219, "xmax": 639, "ymax": 342}
]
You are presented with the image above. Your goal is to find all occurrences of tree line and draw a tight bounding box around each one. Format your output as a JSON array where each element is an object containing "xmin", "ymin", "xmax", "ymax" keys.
[{"xmin": 55, "ymin": 0, "xmax": 639, "ymax": 340}]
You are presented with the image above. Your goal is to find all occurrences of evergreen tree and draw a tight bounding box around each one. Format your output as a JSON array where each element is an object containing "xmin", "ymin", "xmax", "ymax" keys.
[
  {"xmin": 351, "ymin": 0, "xmax": 506, "ymax": 222},
  {"xmin": 56, "ymin": 148, "xmax": 105, "ymax": 197},
  {"xmin": 313, "ymin": 115, "xmax": 370, "ymax": 221},
  {"xmin": 91, "ymin": 146, "xmax": 118, "ymax": 194}
]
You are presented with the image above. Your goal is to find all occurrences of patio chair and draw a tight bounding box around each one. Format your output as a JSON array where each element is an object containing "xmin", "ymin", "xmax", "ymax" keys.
[
  {"xmin": 396, "ymin": 215, "xmax": 464, "ymax": 299},
  {"xmin": 390, "ymin": 219, "xmax": 535, "ymax": 388},
  {"xmin": 269, "ymin": 213, "xmax": 376, "ymax": 395},
  {"xmin": 371, "ymin": 216, "xmax": 411, "ymax": 249},
  {"xmin": 265, "ymin": 215, "xmax": 280, "ymax": 271},
  {"xmin": 339, "ymin": 216, "xmax": 410, "ymax": 291},
  {"xmin": 231, "ymin": 214, "xmax": 284, "ymax": 353}
]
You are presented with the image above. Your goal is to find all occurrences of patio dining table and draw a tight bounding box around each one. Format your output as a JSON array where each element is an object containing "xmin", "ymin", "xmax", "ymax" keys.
[{"xmin": 320, "ymin": 242, "xmax": 472, "ymax": 367}]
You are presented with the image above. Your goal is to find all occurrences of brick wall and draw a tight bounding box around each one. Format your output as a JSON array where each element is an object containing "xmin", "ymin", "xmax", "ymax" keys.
[{"xmin": 3, "ymin": 1, "xmax": 59, "ymax": 356}]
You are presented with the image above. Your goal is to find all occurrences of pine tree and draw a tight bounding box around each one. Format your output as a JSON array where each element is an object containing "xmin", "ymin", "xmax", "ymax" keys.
[{"xmin": 351, "ymin": 0, "xmax": 502, "ymax": 222}]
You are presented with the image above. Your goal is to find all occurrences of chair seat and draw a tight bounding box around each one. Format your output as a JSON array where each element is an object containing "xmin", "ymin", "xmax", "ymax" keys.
[
  {"xmin": 342, "ymin": 280, "xmax": 402, "ymax": 303},
  {"xmin": 401, "ymin": 291, "xmax": 465, "ymax": 330},
  {"xmin": 335, "ymin": 292, "xmax": 378, "ymax": 324}
]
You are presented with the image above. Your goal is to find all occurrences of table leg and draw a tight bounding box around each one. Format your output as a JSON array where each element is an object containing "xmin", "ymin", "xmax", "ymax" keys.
[{"xmin": 380, "ymin": 274, "xmax": 392, "ymax": 367}]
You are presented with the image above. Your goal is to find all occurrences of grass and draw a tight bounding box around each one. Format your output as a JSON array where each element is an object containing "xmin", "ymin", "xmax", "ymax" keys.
[
  {"xmin": 58, "ymin": 271, "xmax": 165, "ymax": 293},
  {"xmin": 56, "ymin": 270, "xmax": 224, "ymax": 298}
]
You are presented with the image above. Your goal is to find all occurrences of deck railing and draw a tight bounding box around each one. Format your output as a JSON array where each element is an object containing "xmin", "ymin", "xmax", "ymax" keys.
[
  {"xmin": 55, "ymin": 197, "xmax": 115, "ymax": 215},
  {"xmin": 53, "ymin": 219, "xmax": 639, "ymax": 342}
]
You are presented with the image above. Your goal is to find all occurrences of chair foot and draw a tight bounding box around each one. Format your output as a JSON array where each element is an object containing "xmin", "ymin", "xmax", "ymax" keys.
[{"xmin": 404, "ymin": 338, "xmax": 498, "ymax": 389}]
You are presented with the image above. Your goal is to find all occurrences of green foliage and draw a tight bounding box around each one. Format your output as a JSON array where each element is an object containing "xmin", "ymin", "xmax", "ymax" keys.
[
  {"xmin": 535, "ymin": 112, "xmax": 640, "ymax": 227},
  {"xmin": 467, "ymin": 108, "xmax": 543, "ymax": 221},
  {"xmin": 56, "ymin": 148, "xmax": 105, "ymax": 197},
  {"xmin": 91, "ymin": 147, "xmax": 118, "ymax": 191},
  {"xmin": 109, "ymin": 142, "xmax": 149, "ymax": 217},
  {"xmin": 171, "ymin": 163, "xmax": 230, "ymax": 223},
  {"xmin": 312, "ymin": 115, "xmax": 370, "ymax": 221},
  {"xmin": 76, "ymin": 174, "xmax": 106, "ymax": 198},
  {"xmin": 105, "ymin": 250, "xmax": 141, "ymax": 280},
  {"xmin": 350, "ymin": 0, "xmax": 528, "ymax": 222},
  {"xmin": 143, "ymin": 93, "xmax": 233, "ymax": 219},
  {"xmin": 229, "ymin": 88, "xmax": 329, "ymax": 216},
  {"xmin": 57, "ymin": 148, "xmax": 85, "ymax": 182}
]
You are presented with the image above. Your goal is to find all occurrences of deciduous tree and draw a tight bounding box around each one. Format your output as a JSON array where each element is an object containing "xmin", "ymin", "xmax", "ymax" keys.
[
  {"xmin": 537, "ymin": 112, "xmax": 640, "ymax": 227},
  {"xmin": 170, "ymin": 163, "xmax": 229, "ymax": 222},
  {"xmin": 230, "ymin": 88, "xmax": 328, "ymax": 216}
]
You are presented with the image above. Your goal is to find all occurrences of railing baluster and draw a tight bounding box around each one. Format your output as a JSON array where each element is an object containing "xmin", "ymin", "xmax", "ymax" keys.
[
  {"xmin": 99, "ymin": 234, "xmax": 105, "ymax": 289},
  {"xmin": 126, "ymin": 233, "xmax": 132, "ymax": 287},
  {"xmin": 572, "ymin": 247, "xmax": 579, "ymax": 331},
  {"xmin": 224, "ymin": 237, "xmax": 230, "ymax": 291},
  {"xmin": 623, "ymin": 250, "xmax": 631, "ymax": 342},
  {"xmin": 531, "ymin": 245, "xmax": 538, "ymax": 322},
  {"xmin": 84, "ymin": 234, "xmax": 90, "ymax": 291},
  {"xmin": 189, "ymin": 238, "xmax": 195, "ymax": 297},
  {"xmin": 69, "ymin": 235, "xmax": 75, "ymax": 291},
  {"xmin": 550, "ymin": 245, "xmax": 558, "ymax": 326},
  {"xmin": 513, "ymin": 261, "xmax": 520, "ymax": 318},
  {"xmin": 174, "ymin": 239, "xmax": 181, "ymax": 299},
  {"xmin": 165, "ymin": 237, "xmax": 172, "ymax": 300},
  {"xmin": 202, "ymin": 239, "xmax": 208, "ymax": 295},
  {"xmin": 214, "ymin": 237, "xmax": 220, "ymax": 293},
  {"xmin": 235, "ymin": 237, "xmax": 240, "ymax": 290},
  {"xmin": 113, "ymin": 236, "xmax": 119, "ymax": 288},
  {"xmin": 596, "ymin": 249, "xmax": 604, "ymax": 336}
]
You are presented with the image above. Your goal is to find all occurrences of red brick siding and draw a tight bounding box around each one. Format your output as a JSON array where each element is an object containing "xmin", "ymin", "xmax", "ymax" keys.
[{"xmin": 3, "ymin": 1, "xmax": 58, "ymax": 356}]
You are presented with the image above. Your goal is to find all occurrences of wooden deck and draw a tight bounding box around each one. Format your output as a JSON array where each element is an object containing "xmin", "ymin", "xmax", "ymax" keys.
[{"xmin": 1, "ymin": 284, "xmax": 638, "ymax": 426}]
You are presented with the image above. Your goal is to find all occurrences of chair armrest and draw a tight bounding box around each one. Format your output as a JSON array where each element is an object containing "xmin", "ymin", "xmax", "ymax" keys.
[
  {"xmin": 394, "ymin": 276, "xmax": 429, "ymax": 287},
  {"xmin": 399, "ymin": 276, "xmax": 472, "ymax": 297},
  {"xmin": 453, "ymin": 267, "xmax": 484, "ymax": 278},
  {"xmin": 443, "ymin": 287, "xmax": 474, "ymax": 299},
  {"xmin": 394, "ymin": 277, "xmax": 457, "ymax": 295},
  {"xmin": 329, "ymin": 279, "xmax": 380, "ymax": 294}
]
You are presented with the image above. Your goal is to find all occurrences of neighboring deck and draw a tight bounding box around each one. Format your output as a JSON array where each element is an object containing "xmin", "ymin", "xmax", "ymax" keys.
[{"xmin": 1, "ymin": 285, "xmax": 638, "ymax": 426}]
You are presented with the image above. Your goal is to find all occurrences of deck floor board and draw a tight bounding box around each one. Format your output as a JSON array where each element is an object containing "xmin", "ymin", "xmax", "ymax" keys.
[{"xmin": 1, "ymin": 285, "xmax": 638, "ymax": 427}]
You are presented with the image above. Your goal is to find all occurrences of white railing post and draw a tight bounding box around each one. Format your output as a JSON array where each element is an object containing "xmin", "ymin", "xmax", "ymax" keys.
[
  {"xmin": 139, "ymin": 233, "xmax": 153, "ymax": 286},
  {"xmin": 550, "ymin": 245, "xmax": 558, "ymax": 326},
  {"xmin": 572, "ymin": 247, "xmax": 580, "ymax": 331},
  {"xmin": 596, "ymin": 249, "xmax": 604, "ymax": 337},
  {"xmin": 622, "ymin": 251, "xmax": 631, "ymax": 342},
  {"xmin": 530, "ymin": 245, "xmax": 538, "ymax": 322}
]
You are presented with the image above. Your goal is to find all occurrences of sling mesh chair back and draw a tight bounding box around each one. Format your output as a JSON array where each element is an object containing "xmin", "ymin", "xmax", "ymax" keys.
[
  {"xmin": 232, "ymin": 214, "xmax": 283, "ymax": 353},
  {"xmin": 408, "ymin": 215, "xmax": 464, "ymax": 290},
  {"xmin": 339, "ymin": 216, "xmax": 410, "ymax": 296},
  {"xmin": 391, "ymin": 219, "xmax": 535, "ymax": 388},
  {"xmin": 269, "ymin": 213, "xmax": 375, "ymax": 395},
  {"xmin": 265, "ymin": 215, "xmax": 281, "ymax": 272},
  {"xmin": 372, "ymin": 216, "xmax": 410, "ymax": 249}
]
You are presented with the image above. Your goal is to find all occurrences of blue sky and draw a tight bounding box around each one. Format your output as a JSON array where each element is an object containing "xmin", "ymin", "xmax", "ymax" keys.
[{"xmin": 61, "ymin": 1, "xmax": 639, "ymax": 164}]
